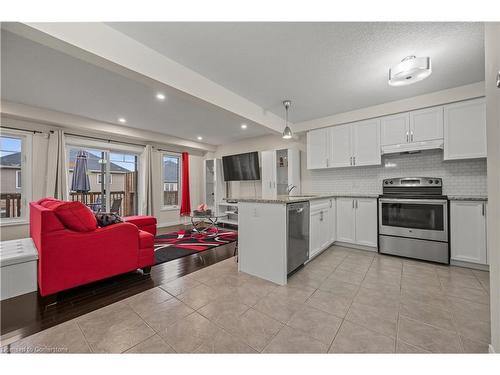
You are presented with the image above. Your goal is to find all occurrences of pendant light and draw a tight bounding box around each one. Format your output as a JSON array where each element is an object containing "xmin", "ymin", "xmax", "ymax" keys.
[
  {"xmin": 282, "ymin": 100, "xmax": 292, "ymax": 139},
  {"xmin": 389, "ymin": 56, "xmax": 432, "ymax": 86}
]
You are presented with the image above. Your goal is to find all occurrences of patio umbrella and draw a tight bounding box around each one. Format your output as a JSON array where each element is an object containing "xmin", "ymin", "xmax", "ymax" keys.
[{"xmin": 71, "ymin": 150, "xmax": 91, "ymax": 202}]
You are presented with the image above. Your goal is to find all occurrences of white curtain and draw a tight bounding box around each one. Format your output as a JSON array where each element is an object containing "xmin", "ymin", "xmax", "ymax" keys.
[
  {"xmin": 45, "ymin": 130, "xmax": 68, "ymax": 200},
  {"xmin": 140, "ymin": 145, "xmax": 159, "ymax": 216}
]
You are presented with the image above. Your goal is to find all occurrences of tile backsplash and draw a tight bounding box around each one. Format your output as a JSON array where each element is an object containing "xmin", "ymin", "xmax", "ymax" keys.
[{"xmin": 308, "ymin": 150, "xmax": 487, "ymax": 196}]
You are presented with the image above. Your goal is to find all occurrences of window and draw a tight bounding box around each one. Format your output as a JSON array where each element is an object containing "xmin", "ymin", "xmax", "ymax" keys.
[
  {"xmin": 162, "ymin": 153, "xmax": 181, "ymax": 208},
  {"xmin": 16, "ymin": 170, "xmax": 22, "ymax": 189},
  {"xmin": 66, "ymin": 144, "xmax": 139, "ymax": 216},
  {"xmin": 97, "ymin": 173, "xmax": 112, "ymax": 184},
  {"xmin": 0, "ymin": 132, "xmax": 32, "ymax": 222}
]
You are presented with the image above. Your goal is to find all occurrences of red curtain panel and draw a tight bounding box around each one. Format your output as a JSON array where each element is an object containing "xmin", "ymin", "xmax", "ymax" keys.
[{"xmin": 180, "ymin": 152, "xmax": 191, "ymax": 216}]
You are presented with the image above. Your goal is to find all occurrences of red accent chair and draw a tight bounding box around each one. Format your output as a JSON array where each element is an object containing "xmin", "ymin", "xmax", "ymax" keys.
[{"xmin": 30, "ymin": 198, "xmax": 155, "ymax": 297}]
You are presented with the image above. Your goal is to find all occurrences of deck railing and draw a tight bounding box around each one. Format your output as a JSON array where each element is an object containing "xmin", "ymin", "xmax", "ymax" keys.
[
  {"xmin": 0, "ymin": 191, "xmax": 137, "ymax": 218},
  {"xmin": 0, "ymin": 193, "xmax": 21, "ymax": 218},
  {"xmin": 69, "ymin": 191, "xmax": 136, "ymax": 216},
  {"xmin": 163, "ymin": 191, "xmax": 179, "ymax": 207}
]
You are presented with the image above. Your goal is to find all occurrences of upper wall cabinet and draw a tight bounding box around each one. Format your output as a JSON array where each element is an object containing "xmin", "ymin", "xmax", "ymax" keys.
[
  {"xmin": 307, "ymin": 128, "xmax": 329, "ymax": 169},
  {"xmin": 444, "ymin": 98, "xmax": 487, "ymax": 160},
  {"xmin": 329, "ymin": 124, "xmax": 352, "ymax": 168},
  {"xmin": 410, "ymin": 106, "xmax": 444, "ymax": 142},
  {"xmin": 306, "ymin": 119, "xmax": 380, "ymax": 169},
  {"xmin": 380, "ymin": 112, "xmax": 410, "ymax": 146},
  {"xmin": 381, "ymin": 107, "xmax": 444, "ymax": 154},
  {"xmin": 351, "ymin": 119, "xmax": 381, "ymax": 166}
]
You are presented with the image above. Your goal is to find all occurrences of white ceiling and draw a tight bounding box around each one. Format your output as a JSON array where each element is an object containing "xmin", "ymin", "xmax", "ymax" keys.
[
  {"xmin": 107, "ymin": 22, "xmax": 485, "ymax": 123},
  {"xmin": 0, "ymin": 30, "xmax": 274, "ymax": 146}
]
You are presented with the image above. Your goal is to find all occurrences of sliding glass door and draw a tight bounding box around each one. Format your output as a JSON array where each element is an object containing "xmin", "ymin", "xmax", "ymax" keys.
[{"xmin": 67, "ymin": 145, "xmax": 139, "ymax": 216}]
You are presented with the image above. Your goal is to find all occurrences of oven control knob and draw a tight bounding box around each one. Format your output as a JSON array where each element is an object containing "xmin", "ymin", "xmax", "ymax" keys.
[
  {"xmin": 429, "ymin": 180, "xmax": 433, "ymax": 184},
  {"xmin": 384, "ymin": 181, "xmax": 388, "ymax": 185},
  {"xmin": 435, "ymin": 180, "xmax": 440, "ymax": 184},
  {"xmin": 389, "ymin": 181, "xmax": 393, "ymax": 184}
]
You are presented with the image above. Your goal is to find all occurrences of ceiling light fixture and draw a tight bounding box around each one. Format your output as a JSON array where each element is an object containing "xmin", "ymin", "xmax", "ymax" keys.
[
  {"xmin": 156, "ymin": 92, "xmax": 166, "ymax": 101},
  {"xmin": 388, "ymin": 56, "xmax": 432, "ymax": 87},
  {"xmin": 241, "ymin": 123, "xmax": 248, "ymax": 129},
  {"xmin": 282, "ymin": 100, "xmax": 292, "ymax": 139},
  {"xmin": 118, "ymin": 117, "xmax": 127, "ymax": 123},
  {"xmin": 197, "ymin": 136, "xmax": 203, "ymax": 141}
]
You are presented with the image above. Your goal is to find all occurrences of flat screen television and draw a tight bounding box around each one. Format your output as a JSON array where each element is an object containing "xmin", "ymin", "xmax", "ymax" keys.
[{"xmin": 222, "ymin": 152, "xmax": 260, "ymax": 181}]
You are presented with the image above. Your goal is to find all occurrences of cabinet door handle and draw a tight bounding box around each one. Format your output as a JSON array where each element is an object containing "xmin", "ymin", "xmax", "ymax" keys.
[
  {"xmin": 326, "ymin": 158, "xmax": 329, "ymax": 168},
  {"xmin": 352, "ymin": 200, "xmax": 354, "ymax": 209},
  {"xmin": 353, "ymin": 156, "xmax": 356, "ymax": 166},
  {"xmin": 355, "ymin": 200, "xmax": 358, "ymax": 209},
  {"xmin": 406, "ymin": 131, "xmax": 409, "ymax": 143},
  {"xmin": 482, "ymin": 203, "xmax": 485, "ymax": 216},
  {"xmin": 411, "ymin": 131, "xmax": 414, "ymax": 142}
]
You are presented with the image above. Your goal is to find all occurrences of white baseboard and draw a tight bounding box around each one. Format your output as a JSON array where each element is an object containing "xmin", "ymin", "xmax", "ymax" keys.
[
  {"xmin": 450, "ymin": 259, "xmax": 489, "ymax": 271},
  {"xmin": 334, "ymin": 241, "xmax": 378, "ymax": 253},
  {"xmin": 489, "ymin": 344, "xmax": 496, "ymax": 354}
]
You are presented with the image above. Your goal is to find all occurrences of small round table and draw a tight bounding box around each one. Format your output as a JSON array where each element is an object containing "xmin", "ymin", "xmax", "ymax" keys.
[{"xmin": 190, "ymin": 214, "xmax": 227, "ymax": 234}]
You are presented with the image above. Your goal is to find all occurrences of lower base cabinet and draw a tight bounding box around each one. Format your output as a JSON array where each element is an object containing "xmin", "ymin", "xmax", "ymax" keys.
[
  {"xmin": 336, "ymin": 197, "xmax": 377, "ymax": 248},
  {"xmin": 309, "ymin": 199, "xmax": 335, "ymax": 259},
  {"xmin": 450, "ymin": 200, "xmax": 488, "ymax": 265},
  {"xmin": 309, "ymin": 197, "xmax": 377, "ymax": 260}
]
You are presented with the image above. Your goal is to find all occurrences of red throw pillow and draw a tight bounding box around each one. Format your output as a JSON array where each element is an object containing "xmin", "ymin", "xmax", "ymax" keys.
[{"xmin": 53, "ymin": 201, "xmax": 98, "ymax": 232}]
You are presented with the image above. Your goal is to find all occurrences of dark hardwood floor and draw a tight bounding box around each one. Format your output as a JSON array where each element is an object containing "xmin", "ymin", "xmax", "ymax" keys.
[{"xmin": 0, "ymin": 224, "xmax": 237, "ymax": 347}]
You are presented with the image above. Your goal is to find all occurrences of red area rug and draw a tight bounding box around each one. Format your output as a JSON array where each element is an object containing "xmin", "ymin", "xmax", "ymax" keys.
[{"xmin": 154, "ymin": 228, "xmax": 237, "ymax": 265}]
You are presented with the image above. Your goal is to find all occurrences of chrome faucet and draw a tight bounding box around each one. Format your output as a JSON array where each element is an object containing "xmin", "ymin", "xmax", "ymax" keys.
[{"xmin": 287, "ymin": 184, "xmax": 297, "ymax": 195}]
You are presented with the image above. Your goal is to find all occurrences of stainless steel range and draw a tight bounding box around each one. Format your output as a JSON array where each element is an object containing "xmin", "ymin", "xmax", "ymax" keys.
[{"xmin": 378, "ymin": 177, "xmax": 449, "ymax": 264}]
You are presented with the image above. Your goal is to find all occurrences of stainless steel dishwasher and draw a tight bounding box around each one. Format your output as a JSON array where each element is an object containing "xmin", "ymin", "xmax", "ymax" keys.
[{"xmin": 287, "ymin": 202, "xmax": 310, "ymax": 274}]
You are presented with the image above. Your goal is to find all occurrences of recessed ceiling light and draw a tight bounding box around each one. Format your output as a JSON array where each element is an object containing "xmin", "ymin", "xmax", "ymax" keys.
[
  {"xmin": 156, "ymin": 93, "xmax": 166, "ymax": 101},
  {"xmin": 197, "ymin": 136, "xmax": 203, "ymax": 141},
  {"xmin": 241, "ymin": 123, "xmax": 248, "ymax": 129},
  {"xmin": 118, "ymin": 117, "xmax": 127, "ymax": 123}
]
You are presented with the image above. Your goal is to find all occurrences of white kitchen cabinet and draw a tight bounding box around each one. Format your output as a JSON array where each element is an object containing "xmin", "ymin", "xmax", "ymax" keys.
[
  {"xmin": 444, "ymin": 98, "xmax": 487, "ymax": 160},
  {"xmin": 336, "ymin": 197, "xmax": 377, "ymax": 248},
  {"xmin": 329, "ymin": 124, "xmax": 352, "ymax": 168},
  {"xmin": 329, "ymin": 119, "xmax": 381, "ymax": 168},
  {"xmin": 307, "ymin": 119, "xmax": 380, "ymax": 169},
  {"xmin": 327, "ymin": 198, "xmax": 336, "ymax": 244},
  {"xmin": 381, "ymin": 107, "xmax": 444, "ymax": 154},
  {"xmin": 309, "ymin": 198, "xmax": 336, "ymax": 259},
  {"xmin": 261, "ymin": 150, "xmax": 276, "ymax": 198},
  {"xmin": 351, "ymin": 119, "xmax": 381, "ymax": 166},
  {"xmin": 381, "ymin": 113, "xmax": 410, "ymax": 146},
  {"xmin": 261, "ymin": 148, "xmax": 301, "ymax": 198},
  {"xmin": 410, "ymin": 106, "xmax": 444, "ymax": 142},
  {"xmin": 336, "ymin": 198, "xmax": 356, "ymax": 243},
  {"xmin": 354, "ymin": 198, "xmax": 378, "ymax": 247},
  {"xmin": 450, "ymin": 200, "xmax": 488, "ymax": 265},
  {"xmin": 307, "ymin": 128, "xmax": 329, "ymax": 169}
]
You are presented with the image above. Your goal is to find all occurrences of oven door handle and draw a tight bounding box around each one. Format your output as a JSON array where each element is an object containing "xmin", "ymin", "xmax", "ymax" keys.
[{"xmin": 379, "ymin": 198, "xmax": 448, "ymax": 204}]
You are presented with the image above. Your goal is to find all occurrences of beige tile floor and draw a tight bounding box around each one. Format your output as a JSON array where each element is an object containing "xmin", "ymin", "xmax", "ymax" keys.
[{"xmin": 2, "ymin": 246, "xmax": 491, "ymax": 354}]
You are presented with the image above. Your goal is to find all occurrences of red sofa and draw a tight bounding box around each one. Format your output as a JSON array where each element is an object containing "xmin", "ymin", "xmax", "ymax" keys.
[{"xmin": 30, "ymin": 198, "xmax": 155, "ymax": 297}]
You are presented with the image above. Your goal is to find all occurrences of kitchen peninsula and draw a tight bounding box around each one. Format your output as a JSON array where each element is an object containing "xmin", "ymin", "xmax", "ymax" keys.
[{"xmin": 235, "ymin": 193, "xmax": 379, "ymax": 285}]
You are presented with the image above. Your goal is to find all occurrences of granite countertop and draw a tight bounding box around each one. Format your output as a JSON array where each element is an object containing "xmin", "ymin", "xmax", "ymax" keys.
[
  {"xmin": 447, "ymin": 195, "xmax": 488, "ymax": 201},
  {"xmin": 227, "ymin": 193, "xmax": 380, "ymax": 204}
]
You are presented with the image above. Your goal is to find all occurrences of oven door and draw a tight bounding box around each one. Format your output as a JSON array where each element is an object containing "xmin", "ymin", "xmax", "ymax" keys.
[{"xmin": 378, "ymin": 198, "xmax": 448, "ymax": 242}]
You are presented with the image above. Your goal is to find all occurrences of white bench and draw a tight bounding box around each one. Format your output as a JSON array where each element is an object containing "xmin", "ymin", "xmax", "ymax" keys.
[{"xmin": 0, "ymin": 238, "xmax": 38, "ymax": 301}]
